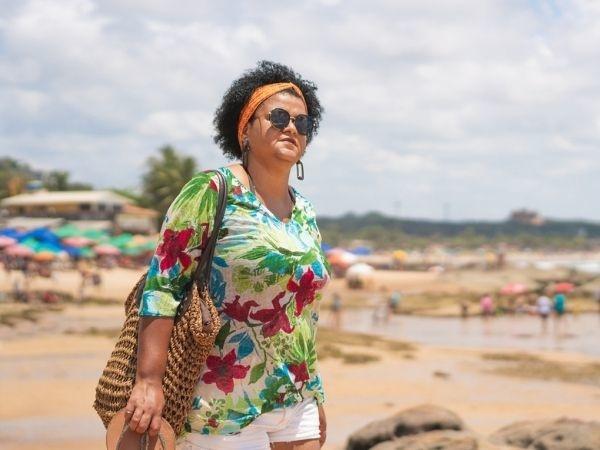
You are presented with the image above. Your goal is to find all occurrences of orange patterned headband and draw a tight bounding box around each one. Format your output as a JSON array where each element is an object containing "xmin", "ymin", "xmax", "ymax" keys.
[{"xmin": 237, "ymin": 82, "xmax": 307, "ymax": 148}]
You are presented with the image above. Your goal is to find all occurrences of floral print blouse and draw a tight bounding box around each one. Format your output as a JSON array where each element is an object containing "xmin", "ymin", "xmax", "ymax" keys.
[{"xmin": 140, "ymin": 166, "xmax": 331, "ymax": 436}]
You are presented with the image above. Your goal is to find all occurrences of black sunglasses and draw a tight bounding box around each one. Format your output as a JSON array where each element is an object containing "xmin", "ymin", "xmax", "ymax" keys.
[{"xmin": 265, "ymin": 108, "xmax": 311, "ymax": 136}]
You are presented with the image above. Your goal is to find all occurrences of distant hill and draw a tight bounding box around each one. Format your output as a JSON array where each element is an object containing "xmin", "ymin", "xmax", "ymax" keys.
[{"xmin": 317, "ymin": 211, "xmax": 600, "ymax": 250}]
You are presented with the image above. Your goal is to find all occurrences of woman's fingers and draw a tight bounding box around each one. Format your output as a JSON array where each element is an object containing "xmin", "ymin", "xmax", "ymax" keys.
[
  {"xmin": 148, "ymin": 414, "xmax": 163, "ymax": 437},
  {"xmin": 134, "ymin": 411, "xmax": 153, "ymax": 434},
  {"xmin": 128, "ymin": 401, "xmax": 145, "ymax": 431}
]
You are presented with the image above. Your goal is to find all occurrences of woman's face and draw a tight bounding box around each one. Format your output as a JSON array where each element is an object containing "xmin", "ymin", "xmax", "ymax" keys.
[{"xmin": 245, "ymin": 91, "xmax": 308, "ymax": 166}]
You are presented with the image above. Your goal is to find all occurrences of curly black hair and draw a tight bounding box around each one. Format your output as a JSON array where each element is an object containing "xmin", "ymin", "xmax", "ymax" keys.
[{"xmin": 213, "ymin": 60, "xmax": 324, "ymax": 160}]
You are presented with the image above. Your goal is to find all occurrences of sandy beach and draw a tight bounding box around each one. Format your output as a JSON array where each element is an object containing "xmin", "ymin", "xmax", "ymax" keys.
[{"xmin": 1, "ymin": 267, "xmax": 600, "ymax": 449}]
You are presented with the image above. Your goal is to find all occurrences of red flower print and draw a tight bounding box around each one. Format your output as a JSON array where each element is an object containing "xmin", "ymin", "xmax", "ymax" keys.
[
  {"xmin": 208, "ymin": 417, "xmax": 218, "ymax": 428},
  {"xmin": 156, "ymin": 228, "xmax": 194, "ymax": 272},
  {"xmin": 288, "ymin": 361, "xmax": 309, "ymax": 383},
  {"xmin": 287, "ymin": 268, "xmax": 326, "ymax": 316},
  {"xmin": 201, "ymin": 349, "xmax": 250, "ymax": 394},
  {"xmin": 223, "ymin": 295, "xmax": 258, "ymax": 322},
  {"xmin": 249, "ymin": 291, "xmax": 294, "ymax": 338}
]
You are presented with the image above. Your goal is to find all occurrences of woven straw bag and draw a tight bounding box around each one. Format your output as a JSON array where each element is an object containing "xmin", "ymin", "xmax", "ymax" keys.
[{"xmin": 93, "ymin": 170, "xmax": 227, "ymax": 436}]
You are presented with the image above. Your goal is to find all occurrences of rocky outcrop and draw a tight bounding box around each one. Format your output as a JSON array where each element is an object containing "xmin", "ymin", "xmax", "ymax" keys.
[
  {"xmin": 346, "ymin": 404, "xmax": 465, "ymax": 450},
  {"xmin": 489, "ymin": 417, "xmax": 600, "ymax": 449},
  {"xmin": 369, "ymin": 430, "xmax": 478, "ymax": 450},
  {"xmin": 346, "ymin": 405, "xmax": 600, "ymax": 450}
]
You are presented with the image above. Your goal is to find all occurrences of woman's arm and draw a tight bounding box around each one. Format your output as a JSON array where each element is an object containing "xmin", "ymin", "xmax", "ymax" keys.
[
  {"xmin": 126, "ymin": 317, "xmax": 174, "ymax": 435},
  {"xmin": 127, "ymin": 171, "xmax": 220, "ymax": 435}
]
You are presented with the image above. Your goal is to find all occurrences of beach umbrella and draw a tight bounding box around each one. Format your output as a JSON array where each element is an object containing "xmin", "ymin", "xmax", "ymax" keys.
[
  {"xmin": 325, "ymin": 248, "xmax": 357, "ymax": 267},
  {"xmin": 321, "ymin": 242, "xmax": 332, "ymax": 252},
  {"xmin": 79, "ymin": 247, "xmax": 96, "ymax": 258},
  {"xmin": 63, "ymin": 236, "xmax": 94, "ymax": 248},
  {"xmin": 349, "ymin": 246, "xmax": 372, "ymax": 256},
  {"xmin": 5, "ymin": 244, "xmax": 35, "ymax": 257},
  {"xmin": 553, "ymin": 282, "xmax": 575, "ymax": 293},
  {"xmin": 500, "ymin": 282, "xmax": 528, "ymax": 295},
  {"xmin": 393, "ymin": 249, "xmax": 407, "ymax": 261},
  {"xmin": 345, "ymin": 262, "xmax": 375, "ymax": 277},
  {"xmin": 109, "ymin": 233, "xmax": 133, "ymax": 248},
  {"xmin": 95, "ymin": 244, "xmax": 121, "ymax": 256},
  {"xmin": 33, "ymin": 251, "xmax": 56, "ymax": 262},
  {"xmin": 0, "ymin": 236, "xmax": 17, "ymax": 248},
  {"xmin": 54, "ymin": 224, "xmax": 83, "ymax": 238},
  {"xmin": 82, "ymin": 229, "xmax": 110, "ymax": 241}
]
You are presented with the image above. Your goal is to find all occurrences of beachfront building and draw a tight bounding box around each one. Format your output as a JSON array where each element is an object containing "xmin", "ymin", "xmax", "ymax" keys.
[
  {"xmin": 509, "ymin": 208, "xmax": 545, "ymax": 226},
  {"xmin": 0, "ymin": 190, "xmax": 158, "ymax": 234}
]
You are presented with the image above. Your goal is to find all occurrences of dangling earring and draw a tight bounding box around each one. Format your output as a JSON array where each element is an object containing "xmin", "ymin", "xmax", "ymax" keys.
[
  {"xmin": 241, "ymin": 140, "xmax": 250, "ymax": 171},
  {"xmin": 296, "ymin": 160, "xmax": 304, "ymax": 180}
]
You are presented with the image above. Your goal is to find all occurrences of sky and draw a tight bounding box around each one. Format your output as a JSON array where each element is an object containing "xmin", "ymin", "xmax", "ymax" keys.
[{"xmin": 1, "ymin": 0, "xmax": 599, "ymax": 221}]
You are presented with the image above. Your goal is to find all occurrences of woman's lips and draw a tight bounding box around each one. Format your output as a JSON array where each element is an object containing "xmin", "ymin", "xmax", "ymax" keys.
[{"xmin": 279, "ymin": 137, "xmax": 297, "ymax": 145}]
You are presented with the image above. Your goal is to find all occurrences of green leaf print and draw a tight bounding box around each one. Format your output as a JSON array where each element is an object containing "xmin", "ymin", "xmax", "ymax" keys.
[
  {"xmin": 257, "ymin": 252, "xmax": 291, "ymax": 275},
  {"xmin": 287, "ymin": 320, "xmax": 317, "ymax": 371},
  {"xmin": 249, "ymin": 362, "xmax": 266, "ymax": 384},
  {"xmin": 214, "ymin": 321, "xmax": 231, "ymax": 349},
  {"xmin": 232, "ymin": 266, "xmax": 265, "ymax": 293},
  {"xmin": 172, "ymin": 173, "xmax": 215, "ymax": 211},
  {"xmin": 240, "ymin": 246, "xmax": 271, "ymax": 260}
]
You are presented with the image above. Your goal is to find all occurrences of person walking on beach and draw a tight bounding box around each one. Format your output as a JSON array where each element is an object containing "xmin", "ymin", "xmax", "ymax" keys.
[
  {"xmin": 330, "ymin": 292, "xmax": 342, "ymax": 329},
  {"xmin": 536, "ymin": 293, "xmax": 552, "ymax": 334},
  {"xmin": 126, "ymin": 61, "xmax": 330, "ymax": 449},
  {"xmin": 389, "ymin": 290, "xmax": 402, "ymax": 315},
  {"xmin": 480, "ymin": 293, "xmax": 494, "ymax": 318}
]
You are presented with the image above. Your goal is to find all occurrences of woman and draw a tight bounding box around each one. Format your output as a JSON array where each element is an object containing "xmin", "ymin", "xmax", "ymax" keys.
[{"xmin": 126, "ymin": 61, "xmax": 331, "ymax": 450}]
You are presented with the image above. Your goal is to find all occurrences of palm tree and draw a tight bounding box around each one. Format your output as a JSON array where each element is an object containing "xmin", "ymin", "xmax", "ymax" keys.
[{"xmin": 141, "ymin": 145, "xmax": 198, "ymax": 223}]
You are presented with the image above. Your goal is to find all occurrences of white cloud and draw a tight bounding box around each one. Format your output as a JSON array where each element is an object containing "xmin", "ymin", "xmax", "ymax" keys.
[{"xmin": 1, "ymin": 0, "xmax": 600, "ymax": 220}]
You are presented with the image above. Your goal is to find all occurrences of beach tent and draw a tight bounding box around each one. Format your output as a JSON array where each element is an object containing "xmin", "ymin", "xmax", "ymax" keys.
[{"xmin": 345, "ymin": 262, "xmax": 376, "ymax": 288}]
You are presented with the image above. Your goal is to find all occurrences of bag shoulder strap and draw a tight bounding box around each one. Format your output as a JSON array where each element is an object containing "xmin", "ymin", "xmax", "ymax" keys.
[{"xmin": 193, "ymin": 169, "xmax": 228, "ymax": 290}]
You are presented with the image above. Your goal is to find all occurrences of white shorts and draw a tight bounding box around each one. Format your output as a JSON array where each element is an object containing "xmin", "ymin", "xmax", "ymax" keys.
[{"xmin": 177, "ymin": 398, "xmax": 320, "ymax": 450}]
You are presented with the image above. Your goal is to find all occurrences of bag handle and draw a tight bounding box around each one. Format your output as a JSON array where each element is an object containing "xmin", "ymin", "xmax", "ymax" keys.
[
  {"xmin": 174, "ymin": 170, "xmax": 227, "ymax": 319},
  {"xmin": 195, "ymin": 169, "xmax": 228, "ymax": 290}
]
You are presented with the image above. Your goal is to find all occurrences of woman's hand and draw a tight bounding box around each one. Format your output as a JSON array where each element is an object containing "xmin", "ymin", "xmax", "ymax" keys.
[
  {"xmin": 125, "ymin": 378, "xmax": 165, "ymax": 436},
  {"xmin": 318, "ymin": 404, "xmax": 327, "ymax": 448}
]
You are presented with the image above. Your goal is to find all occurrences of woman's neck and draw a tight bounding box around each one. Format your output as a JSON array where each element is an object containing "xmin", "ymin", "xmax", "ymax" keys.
[{"xmin": 244, "ymin": 159, "xmax": 291, "ymax": 203}]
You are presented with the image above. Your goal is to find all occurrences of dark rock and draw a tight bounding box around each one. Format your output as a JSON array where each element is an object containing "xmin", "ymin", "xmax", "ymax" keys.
[
  {"xmin": 489, "ymin": 420, "xmax": 551, "ymax": 448},
  {"xmin": 489, "ymin": 417, "xmax": 600, "ymax": 449},
  {"xmin": 370, "ymin": 430, "xmax": 478, "ymax": 450},
  {"xmin": 532, "ymin": 418, "xmax": 600, "ymax": 450},
  {"xmin": 346, "ymin": 404, "xmax": 465, "ymax": 450}
]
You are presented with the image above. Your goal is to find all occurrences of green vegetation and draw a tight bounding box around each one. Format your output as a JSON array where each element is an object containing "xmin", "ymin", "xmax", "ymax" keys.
[
  {"xmin": 140, "ymin": 145, "xmax": 198, "ymax": 223},
  {"xmin": 0, "ymin": 158, "xmax": 92, "ymax": 200},
  {"xmin": 319, "ymin": 211, "xmax": 600, "ymax": 250}
]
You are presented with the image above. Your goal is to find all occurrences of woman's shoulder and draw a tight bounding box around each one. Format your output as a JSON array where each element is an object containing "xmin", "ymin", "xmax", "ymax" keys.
[{"xmin": 290, "ymin": 186, "xmax": 318, "ymax": 220}]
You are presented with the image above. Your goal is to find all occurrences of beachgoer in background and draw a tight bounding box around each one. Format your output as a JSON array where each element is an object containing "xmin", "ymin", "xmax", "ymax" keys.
[
  {"xmin": 536, "ymin": 293, "xmax": 552, "ymax": 334},
  {"xmin": 330, "ymin": 292, "xmax": 342, "ymax": 329},
  {"xmin": 553, "ymin": 291, "xmax": 567, "ymax": 335},
  {"xmin": 480, "ymin": 293, "xmax": 494, "ymax": 318},
  {"xmin": 389, "ymin": 290, "xmax": 402, "ymax": 314},
  {"xmin": 460, "ymin": 300, "xmax": 469, "ymax": 319}
]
